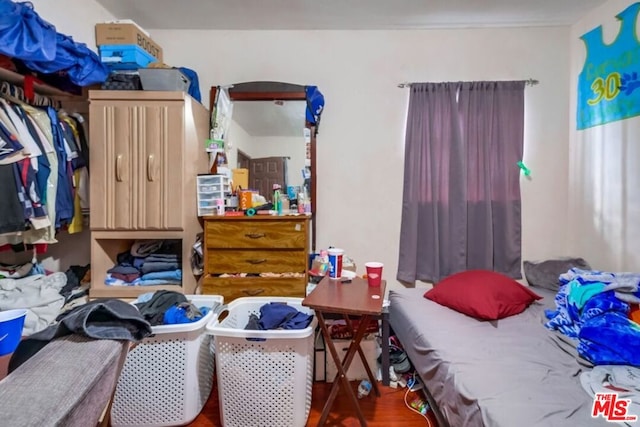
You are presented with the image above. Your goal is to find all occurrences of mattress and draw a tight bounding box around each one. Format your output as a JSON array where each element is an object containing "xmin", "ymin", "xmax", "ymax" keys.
[{"xmin": 389, "ymin": 287, "xmax": 609, "ymax": 427}]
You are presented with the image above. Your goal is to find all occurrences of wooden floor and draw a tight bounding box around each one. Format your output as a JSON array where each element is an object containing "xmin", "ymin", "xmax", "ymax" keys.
[{"xmin": 188, "ymin": 380, "xmax": 439, "ymax": 427}]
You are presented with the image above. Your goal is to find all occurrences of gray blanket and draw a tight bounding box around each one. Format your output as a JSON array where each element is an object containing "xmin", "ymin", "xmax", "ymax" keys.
[{"xmin": 389, "ymin": 287, "xmax": 610, "ymax": 427}]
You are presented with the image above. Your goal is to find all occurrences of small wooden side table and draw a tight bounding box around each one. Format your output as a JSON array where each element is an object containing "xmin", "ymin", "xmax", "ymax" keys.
[{"xmin": 303, "ymin": 276, "xmax": 386, "ymax": 427}]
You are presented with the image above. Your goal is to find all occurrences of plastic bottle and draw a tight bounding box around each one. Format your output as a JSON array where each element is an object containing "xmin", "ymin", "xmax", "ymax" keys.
[
  {"xmin": 273, "ymin": 189, "xmax": 282, "ymax": 215},
  {"xmin": 357, "ymin": 380, "xmax": 371, "ymax": 399}
]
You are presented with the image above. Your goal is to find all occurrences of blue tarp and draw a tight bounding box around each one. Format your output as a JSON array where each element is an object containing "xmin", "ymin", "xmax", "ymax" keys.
[{"xmin": 0, "ymin": 0, "xmax": 108, "ymax": 86}]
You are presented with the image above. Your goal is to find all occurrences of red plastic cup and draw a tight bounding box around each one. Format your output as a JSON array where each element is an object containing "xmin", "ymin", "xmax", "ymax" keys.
[{"xmin": 365, "ymin": 262, "xmax": 383, "ymax": 287}]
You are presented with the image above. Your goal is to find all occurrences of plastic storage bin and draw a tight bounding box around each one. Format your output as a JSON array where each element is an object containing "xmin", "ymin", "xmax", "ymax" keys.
[
  {"xmin": 138, "ymin": 68, "xmax": 190, "ymax": 92},
  {"xmin": 110, "ymin": 295, "xmax": 224, "ymax": 427},
  {"xmin": 197, "ymin": 174, "xmax": 230, "ymax": 216},
  {"xmin": 206, "ymin": 297, "xmax": 317, "ymax": 427},
  {"xmin": 99, "ymin": 44, "xmax": 156, "ymax": 70}
]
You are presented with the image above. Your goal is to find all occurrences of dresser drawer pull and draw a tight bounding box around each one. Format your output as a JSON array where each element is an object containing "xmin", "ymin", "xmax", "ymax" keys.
[
  {"xmin": 246, "ymin": 258, "xmax": 267, "ymax": 264},
  {"xmin": 245, "ymin": 233, "xmax": 266, "ymax": 239},
  {"xmin": 243, "ymin": 288, "xmax": 265, "ymax": 296}
]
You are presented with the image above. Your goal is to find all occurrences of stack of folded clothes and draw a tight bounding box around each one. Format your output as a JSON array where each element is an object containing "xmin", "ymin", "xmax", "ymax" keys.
[{"xmin": 105, "ymin": 240, "xmax": 182, "ymax": 286}]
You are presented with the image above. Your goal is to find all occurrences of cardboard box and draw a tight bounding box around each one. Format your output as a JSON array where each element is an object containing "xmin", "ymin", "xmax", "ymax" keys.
[
  {"xmin": 95, "ymin": 23, "xmax": 163, "ymax": 62},
  {"xmin": 232, "ymin": 168, "xmax": 249, "ymax": 192},
  {"xmin": 325, "ymin": 337, "xmax": 379, "ymax": 382}
]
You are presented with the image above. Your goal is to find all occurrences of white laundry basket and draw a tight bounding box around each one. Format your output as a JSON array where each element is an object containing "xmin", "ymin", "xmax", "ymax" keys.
[
  {"xmin": 110, "ymin": 295, "xmax": 223, "ymax": 427},
  {"xmin": 206, "ymin": 297, "xmax": 317, "ymax": 427}
]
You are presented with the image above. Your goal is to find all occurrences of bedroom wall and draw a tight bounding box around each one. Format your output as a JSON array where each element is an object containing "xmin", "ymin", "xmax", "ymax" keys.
[
  {"xmin": 4, "ymin": 3, "xmax": 576, "ymax": 287},
  {"xmin": 0, "ymin": 0, "xmax": 116, "ymax": 273},
  {"xmin": 150, "ymin": 27, "xmax": 572, "ymax": 290},
  {"xmin": 29, "ymin": 0, "xmax": 115, "ymax": 52},
  {"xmin": 568, "ymin": 0, "xmax": 640, "ymax": 271}
]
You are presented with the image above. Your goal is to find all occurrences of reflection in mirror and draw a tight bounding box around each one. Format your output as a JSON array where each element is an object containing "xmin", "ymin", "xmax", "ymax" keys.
[
  {"xmin": 228, "ymin": 100, "xmax": 310, "ymax": 209},
  {"xmin": 209, "ymin": 81, "xmax": 319, "ymax": 251}
]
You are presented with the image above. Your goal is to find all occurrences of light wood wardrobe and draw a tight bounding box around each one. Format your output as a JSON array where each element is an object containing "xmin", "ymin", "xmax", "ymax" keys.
[{"xmin": 88, "ymin": 91, "xmax": 208, "ymax": 298}]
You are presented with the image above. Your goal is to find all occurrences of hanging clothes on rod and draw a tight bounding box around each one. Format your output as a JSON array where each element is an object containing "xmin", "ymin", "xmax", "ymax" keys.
[{"xmin": 0, "ymin": 78, "xmax": 90, "ymax": 249}]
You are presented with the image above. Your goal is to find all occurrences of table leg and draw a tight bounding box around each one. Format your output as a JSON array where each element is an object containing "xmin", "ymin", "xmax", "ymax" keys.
[
  {"xmin": 381, "ymin": 310, "xmax": 390, "ymax": 386},
  {"xmin": 342, "ymin": 314, "xmax": 380, "ymax": 397},
  {"xmin": 317, "ymin": 311, "xmax": 370, "ymax": 427}
]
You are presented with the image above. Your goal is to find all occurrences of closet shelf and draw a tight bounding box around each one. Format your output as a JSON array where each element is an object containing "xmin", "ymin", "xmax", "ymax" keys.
[{"xmin": 0, "ymin": 66, "xmax": 81, "ymax": 98}]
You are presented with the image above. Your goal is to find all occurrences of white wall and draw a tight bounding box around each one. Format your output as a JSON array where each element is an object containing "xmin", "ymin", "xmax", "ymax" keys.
[
  {"xmin": 249, "ymin": 136, "xmax": 307, "ymax": 188},
  {"xmin": 151, "ymin": 28, "xmax": 571, "ymax": 290},
  {"xmin": 0, "ymin": 0, "xmax": 115, "ymax": 273},
  {"xmin": 29, "ymin": 0, "xmax": 115, "ymax": 52},
  {"xmin": 568, "ymin": 0, "xmax": 640, "ymax": 271}
]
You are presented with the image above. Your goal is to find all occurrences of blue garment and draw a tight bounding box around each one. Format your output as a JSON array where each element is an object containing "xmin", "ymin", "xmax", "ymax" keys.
[
  {"xmin": 137, "ymin": 278, "xmax": 181, "ymax": 286},
  {"xmin": 0, "ymin": 119, "xmax": 24, "ymax": 159},
  {"xmin": 0, "ymin": 1, "xmax": 108, "ymax": 86},
  {"xmin": 47, "ymin": 107, "xmax": 73, "ymax": 228},
  {"xmin": 14, "ymin": 105, "xmax": 50, "ymax": 203},
  {"xmin": 140, "ymin": 262, "xmax": 181, "ymax": 275},
  {"xmin": 141, "ymin": 269, "xmax": 182, "ymax": 281},
  {"xmin": 578, "ymin": 312, "xmax": 640, "ymax": 366},
  {"xmin": 258, "ymin": 303, "xmax": 313, "ymax": 330},
  {"xmin": 0, "ymin": 0, "xmax": 57, "ymax": 62},
  {"xmin": 178, "ymin": 67, "xmax": 201, "ymax": 102},
  {"xmin": 163, "ymin": 305, "xmax": 209, "ymax": 325},
  {"xmin": 305, "ymin": 86, "xmax": 324, "ymax": 126}
]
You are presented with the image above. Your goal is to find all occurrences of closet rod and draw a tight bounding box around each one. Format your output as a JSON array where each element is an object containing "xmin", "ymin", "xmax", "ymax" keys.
[{"xmin": 397, "ymin": 79, "xmax": 539, "ymax": 88}]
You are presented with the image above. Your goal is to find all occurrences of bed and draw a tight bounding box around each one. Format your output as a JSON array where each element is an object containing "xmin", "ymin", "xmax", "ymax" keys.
[{"xmin": 389, "ymin": 285, "xmax": 610, "ymax": 427}]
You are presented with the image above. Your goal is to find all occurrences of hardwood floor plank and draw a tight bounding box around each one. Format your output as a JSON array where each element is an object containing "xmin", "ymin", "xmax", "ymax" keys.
[{"xmin": 188, "ymin": 380, "xmax": 439, "ymax": 427}]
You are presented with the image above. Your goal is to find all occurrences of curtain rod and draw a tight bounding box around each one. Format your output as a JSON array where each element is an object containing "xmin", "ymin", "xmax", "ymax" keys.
[{"xmin": 397, "ymin": 79, "xmax": 539, "ymax": 88}]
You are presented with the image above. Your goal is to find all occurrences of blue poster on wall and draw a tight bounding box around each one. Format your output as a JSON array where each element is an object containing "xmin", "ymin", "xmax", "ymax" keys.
[{"xmin": 577, "ymin": 2, "xmax": 640, "ymax": 130}]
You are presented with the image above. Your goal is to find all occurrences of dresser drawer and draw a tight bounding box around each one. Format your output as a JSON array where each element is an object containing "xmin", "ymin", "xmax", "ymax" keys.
[
  {"xmin": 202, "ymin": 276, "xmax": 305, "ymax": 302},
  {"xmin": 205, "ymin": 220, "xmax": 307, "ymax": 249},
  {"xmin": 207, "ymin": 249, "xmax": 306, "ymax": 274}
]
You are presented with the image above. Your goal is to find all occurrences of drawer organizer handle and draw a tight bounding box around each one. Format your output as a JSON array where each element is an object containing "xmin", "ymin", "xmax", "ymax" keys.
[
  {"xmin": 115, "ymin": 155, "xmax": 123, "ymax": 182},
  {"xmin": 147, "ymin": 154, "xmax": 155, "ymax": 182},
  {"xmin": 243, "ymin": 288, "xmax": 265, "ymax": 296},
  {"xmin": 246, "ymin": 259, "xmax": 267, "ymax": 264},
  {"xmin": 245, "ymin": 233, "xmax": 266, "ymax": 239}
]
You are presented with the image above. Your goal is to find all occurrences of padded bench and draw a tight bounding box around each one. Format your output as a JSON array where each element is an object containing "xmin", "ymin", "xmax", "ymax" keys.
[{"xmin": 0, "ymin": 335, "xmax": 128, "ymax": 427}]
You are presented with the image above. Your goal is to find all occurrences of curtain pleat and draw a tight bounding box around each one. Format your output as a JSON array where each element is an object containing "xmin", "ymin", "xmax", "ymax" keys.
[{"xmin": 397, "ymin": 81, "xmax": 525, "ymax": 284}]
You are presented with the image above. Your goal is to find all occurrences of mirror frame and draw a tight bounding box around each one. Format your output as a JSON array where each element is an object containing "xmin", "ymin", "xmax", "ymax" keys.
[{"xmin": 209, "ymin": 82, "xmax": 317, "ymax": 251}]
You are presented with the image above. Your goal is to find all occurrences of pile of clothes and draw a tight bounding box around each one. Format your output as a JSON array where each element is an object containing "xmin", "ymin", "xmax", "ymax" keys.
[
  {"xmin": 105, "ymin": 240, "xmax": 182, "ymax": 286},
  {"xmin": 134, "ymin": 290, "xmax": 215, "ymax": 326},
  {"xmin": 244, "ymin": 302, "xmax": 314, "ymax": 331},
  {"xmin": 545, "ymin": 268, "xmax": 640, "ymax": 366}
]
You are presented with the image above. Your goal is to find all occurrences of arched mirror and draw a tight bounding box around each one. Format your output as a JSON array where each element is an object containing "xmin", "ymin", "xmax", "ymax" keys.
[{"xmin": 209, "ymin": 81, "xmax": 320, "ymax": 251}]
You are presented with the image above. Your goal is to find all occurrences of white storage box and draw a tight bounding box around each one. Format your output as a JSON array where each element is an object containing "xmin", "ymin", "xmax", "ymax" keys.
[
  {"xmin": 206, "ymin": 297, "xmax": 317, "ymax": 427},
  {"xmin": 138, "ymin": 68, "xmax": 190, "ymax": 92},
  {"xmin": 197, "ymin": 174, "xmax": 230, "ymax": 216},
  {"xmin": 325, "ymin": 337, "xmax": 380, "ymax": 382},
  {"xmin": 110, "ymin": 295, "xmax": 224, "ymax": 427}
]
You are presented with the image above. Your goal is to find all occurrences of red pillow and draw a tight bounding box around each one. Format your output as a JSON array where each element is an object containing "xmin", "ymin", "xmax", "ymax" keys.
[{"xmin": 424, "ymin": 270, "xmax": 542, "ymax": 320}]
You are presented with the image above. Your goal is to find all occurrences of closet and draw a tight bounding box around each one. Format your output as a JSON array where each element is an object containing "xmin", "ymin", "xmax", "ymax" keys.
[
  {"xmin": 0, "ymin": 67, "xmax": 89, "ymax": 249},
  {"xmin": 89, "ymin": 91, "xmax": 209, "ymax": 298}
]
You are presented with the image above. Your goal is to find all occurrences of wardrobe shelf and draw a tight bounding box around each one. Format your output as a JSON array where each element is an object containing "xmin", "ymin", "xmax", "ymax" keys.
[
  {"xmin": 0, "ymin": 66, "xmax": 81, "ymax": 98},
  {"xmin": 88, "ymin": 284, "xmax": 186, "ymax": 299}
]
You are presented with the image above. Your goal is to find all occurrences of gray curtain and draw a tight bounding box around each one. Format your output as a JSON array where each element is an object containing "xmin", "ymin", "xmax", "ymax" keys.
[{"xmin": 397, "ymin": 81, "xmax": 525, "ymax": 284}]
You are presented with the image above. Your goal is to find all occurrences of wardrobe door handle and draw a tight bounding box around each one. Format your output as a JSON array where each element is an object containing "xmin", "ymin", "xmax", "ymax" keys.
[
  {"xmin": 245, "ymin": 233, "xmax": 266, "ymax": 239},
  {"xmin": 147, "ymin": 154, "xmax": 155, "ymax": 182},
  {"xmin": 246, "ymin": 259, "xmax": 267, "ymax": 265},
  {"xmin": 116, "ymin": 155, "xmax": 123, "ymax": 182},
  {"xmin": 243, "ymin": 289, "xmax": 264, "ymax": 296}
]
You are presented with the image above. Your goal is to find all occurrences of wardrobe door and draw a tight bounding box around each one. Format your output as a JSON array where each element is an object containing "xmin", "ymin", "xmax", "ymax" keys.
[
  {"xmin": 90, "ymin": 101, "xmax": 135, "ymax": 230},
  {"xmin": 135, "ymin": 102, "xmax": 184, "ymax": 230}
]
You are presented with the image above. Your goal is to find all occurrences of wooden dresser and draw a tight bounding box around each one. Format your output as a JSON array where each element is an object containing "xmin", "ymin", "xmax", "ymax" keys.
[{"xmin": 202, "ymin": 216, "xmax": 310, "ymax": 302}]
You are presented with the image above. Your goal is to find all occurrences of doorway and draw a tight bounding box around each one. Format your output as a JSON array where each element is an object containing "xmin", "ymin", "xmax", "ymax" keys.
[
  {"xmin": 237, "ymin": 149, "xmax": 250, "ymax": 170},
  {"xmin": 249, "ymin": 156, "xmax": 287, "ymax": 203}
]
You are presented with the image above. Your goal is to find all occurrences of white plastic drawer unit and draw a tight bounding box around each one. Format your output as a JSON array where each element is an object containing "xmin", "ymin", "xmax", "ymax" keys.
[{"xmin": 197, "ymin": 174, "xmax": 229, "ymax": 216}]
